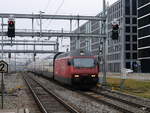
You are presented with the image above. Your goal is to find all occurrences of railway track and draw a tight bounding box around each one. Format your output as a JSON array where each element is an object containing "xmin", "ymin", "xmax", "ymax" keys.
[
  {"xmin": 23, "ymin": 75, "xmax": 81, "ymax": 113},
  {"xmin": 26, "ymin": 72, "xmax": 150, "ymax": 113},
  {"xmin": 44, "ymin": 74, "xmax": 150, "ymax": 113},
  {"xmin": 92, "ymin": 87, "xmax": 150, "ymax": 112},
  {"xmin": 78, "ymin": 89, "xmax": 150, "ymax": 113}
]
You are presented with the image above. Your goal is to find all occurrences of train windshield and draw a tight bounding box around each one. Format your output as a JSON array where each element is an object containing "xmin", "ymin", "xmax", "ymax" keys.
[{"xmin": 73, "ymin": 58, "xmax": 95, "ymax": 68}]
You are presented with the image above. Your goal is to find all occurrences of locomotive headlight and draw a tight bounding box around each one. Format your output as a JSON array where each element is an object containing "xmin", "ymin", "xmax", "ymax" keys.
[
  {"xmin": 74, "ymin": 75, "xmax": 79, "ymax": 78},
  {"xmin": 91, "ymin": 75, "xmax": 96, "ymax": 77}
]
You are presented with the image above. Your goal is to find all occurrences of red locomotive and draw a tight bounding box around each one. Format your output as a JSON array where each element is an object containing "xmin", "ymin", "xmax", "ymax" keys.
[
  {"xmin": 53, "ymin": 50, "xmax": 99, "ymax": 89},
  {"xmin": 28, "ymin": 49, "xmax": 99, "ymax": 89}
]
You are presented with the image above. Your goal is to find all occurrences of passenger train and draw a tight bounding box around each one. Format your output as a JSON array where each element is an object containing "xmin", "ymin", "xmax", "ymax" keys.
[{"xmin": 28, "ymin": 50, "xmax": 99, "ymax": 89}]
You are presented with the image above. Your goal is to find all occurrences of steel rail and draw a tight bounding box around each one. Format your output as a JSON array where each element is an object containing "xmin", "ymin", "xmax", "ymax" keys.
[
  {"xmin": 23, "ymin": 76, "xmax": 48, "ymax": 113},
  {"xmin": 78, "ymin": 91, "xmax": 147, "ymax": 113},
  {"xmin": 23, "ymin": 75, "xmax": 80, "ymax": 113},
  {"xmin": 93, "ymin": 87, "xmax": 150, "ymax": 112}
]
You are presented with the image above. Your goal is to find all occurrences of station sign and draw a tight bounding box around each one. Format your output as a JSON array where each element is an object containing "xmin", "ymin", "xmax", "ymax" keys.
[{"xmin": 0, "ymin": 60, "xmax": 8, "ymax": 73}]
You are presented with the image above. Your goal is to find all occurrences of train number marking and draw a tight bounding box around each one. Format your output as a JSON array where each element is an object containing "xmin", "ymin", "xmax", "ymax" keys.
[
  {"xmin": 0, "ymin": 60, "xmax": 8, "ymax": 73},
  {"xmin": 0, "ymin": 64, "xmax": 5, "ymax": 72}
]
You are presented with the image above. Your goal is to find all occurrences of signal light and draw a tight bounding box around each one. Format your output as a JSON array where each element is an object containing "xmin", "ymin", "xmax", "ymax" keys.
[
  {"xmin": 7, "ymin": 20, "xmax": 15, "ymax": 37},
  {"xmin": 8, "ymin": 53, "xmax": 11, "ymax": 58},
  {"xmin": 8, "ymin": 21, "xmax": 13, "ymax": 24},
  {"xmin": 91, "ymin": 75, "xmax": 96, "ymax": 77},
  {"xmin": 34, "ymin": 53, "xmax": 36, "ymax": 56},
  {"xmin": 111, "ymin": 24, "xmax": 119, "ymax": 40}
]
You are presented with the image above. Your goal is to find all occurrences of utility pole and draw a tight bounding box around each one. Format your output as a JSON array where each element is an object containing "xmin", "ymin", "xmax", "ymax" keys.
[
  {"xmin": 1, "ymin": 17, "xmax": 4, "ymax": 109},
  {"xmin": 32, "ymin": 13, "xmax": 36, "ymax": 71},
  {"xmin": 120, "ymin": 0, "xmax": 125, "ymax": 89},
  {"xmin": 102, "ymin": 0, "xmax": 107, "ymax": 85},
  {"xmin": 70, "ymin": 19, "xmax": 72, "ymax": 32},
  {"xmin": 39, "ymin": 11, "xmax": 44, "ymax": 38},
  {"xmin": 76, "ymin": 17, "xmax": 80, "ymax": 49},
  {"xmin": 121, "ymin": 0, "xmax": 125, "ymax": 73},
  {"xmin": 1, "ymin": 17, "xmax": 4, "ymax": 60},
  {"xmin": 32, "ymin": 13, "xmax": 35, "ymax": 61},
  {"xmin": 0, "ymin": 17, "xmax": 8, "ymax": 109},
  {"xmin": 56, "ymin": 37, "xmax": 59, "ymax": 52},
  {"xmin": 32, "ymin": 13, "xmax": 34, "ymax": 39},
  {"xmin": 15, "ymin": 39, "xmax": 17, "ymax": 72}
]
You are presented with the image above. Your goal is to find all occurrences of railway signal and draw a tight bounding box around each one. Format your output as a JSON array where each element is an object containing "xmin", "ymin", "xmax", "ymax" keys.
[
  {"xmin": 7, "ymin": 17, "xmax": 15, "ymax": 38},
  {"xmin": 111, "ymin": 20, "xmax": 119, "ymax": 40}
]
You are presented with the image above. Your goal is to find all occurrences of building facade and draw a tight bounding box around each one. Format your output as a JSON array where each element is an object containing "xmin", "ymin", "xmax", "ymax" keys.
[
  {"xmin": 107, "ymin": 0, "xmax": 138, "ymax": 72},
  {"xmin": 70, "ymin": 0, "xmax": 138, "ymax": 72},
  {"xmin": 137, "ymin": 0, "xmax": 150, "ymax": 72}
]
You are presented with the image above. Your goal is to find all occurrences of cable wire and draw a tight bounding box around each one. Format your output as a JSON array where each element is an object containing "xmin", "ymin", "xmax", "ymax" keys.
[
  {"xmin": 44, "ymin": 0, "xmax": 52, "ymax": 12},
  {"xmin": 46, "ymin": 0, "xmax": 64, "ymax": 27},
  {"xmin": 54, "ymin": 0, "xmax": 64, "ymax": 15}
]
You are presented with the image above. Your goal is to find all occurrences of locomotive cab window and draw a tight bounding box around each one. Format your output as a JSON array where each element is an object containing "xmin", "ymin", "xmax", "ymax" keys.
[
  {"xmin": 73, "ymin": 58, "xmax": 95, "ymax": 68},
  {"xmin": 94, "ymin": 59, "xmax": 98, "ymax": 65},
  {"xmin": 67, "ymin": 60, "xmax": 71, "ymax": 65},
  {"xmin": 68, "ymin": 59, "xmax": 74, "ymax": 65}
]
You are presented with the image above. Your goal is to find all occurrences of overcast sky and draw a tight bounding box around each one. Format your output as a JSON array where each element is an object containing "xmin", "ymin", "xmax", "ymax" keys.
[
  {"xmin": 0, "ymin": 0, "xmax": 117, "ymax": 15},
  {"xmin": 0, "ymin": 0, "xmax": 118, "ymax": 59},
  {"xmin": 0, "ymin": 0, "xmax": 118, "ymax": 31}
]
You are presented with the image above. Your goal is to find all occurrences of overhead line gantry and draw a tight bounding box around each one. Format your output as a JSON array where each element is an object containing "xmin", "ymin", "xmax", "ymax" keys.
[{"xmin": 0, "ymin": 13, "xmax": 106, "ymax": 21}]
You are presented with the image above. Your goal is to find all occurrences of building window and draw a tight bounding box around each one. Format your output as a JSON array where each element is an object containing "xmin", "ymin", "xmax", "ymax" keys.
[
  {"xmin": 132, "ymin": 0, "xmax": 137, "ymax": 15},
  {"xmin": 126, "ymin": 44, "xmax": 131, "ymax": 50},
  {"xmin": 133, "ymin": 53, "xmax": 137, "ymax": 59},
  {"xmin": 126, "ymin": 26, "xmax": 130, "ymax": 33},
  {"xmin": 133, "ymin": 44, "xmax": 137, "ymax": 50},
  {"xmin": 138, "ymin": 0, "xmax": 149, "ymax": 8},
  {"xmin": 132, "ymin": 18, "xmax": 137, "ymax": 24},
  {"xmin": 125, "ymin": 17, "xmax": 130, "ymax": 24},
  {"xmin": 125, "ymin": 0, "xmax": 130, "ymax": 15},
  {"xmin": 126, "ymin": 62, "xmax": 131, "ymax": 68},
  {"xmin": 138, "ymin": 26, "xmax": 150, "ymax": 38},
  {"xmin": 132, "ymin": 26, "xmax": 137, "ymax": 33},
  {"xmin": 138, "ymin": 3, "xmax": 150, "ymax": 17},
  {"xmin": 91, "ymin": 38, "xmax": 98, "ymax": 43},
  {"xmin": 139, "ymin": 48, "xmax": 150, "ymax": 58},
  {"xmin": 138, "ymin": 36, "xmax": 150, "ymax": 48},
  {"xmin": 126, "ymin": 53, "xmax": 131, "ymax": 59},
  {"xmin": 126, "ymin": 35, "xmax": 130, "ymax": 41},
  {"xmin": 138, "ymin": 15, "xmax": 150, "ymax": 28},
  {"xmin": 132, "ymin": 35, "xmax": 137, "ymax": 42}
]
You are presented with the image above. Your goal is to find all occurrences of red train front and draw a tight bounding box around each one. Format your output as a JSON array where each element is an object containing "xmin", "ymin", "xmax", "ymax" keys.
[{"xmin": 54, "ymin": 50, "xmax": 99, "ymax": 89}]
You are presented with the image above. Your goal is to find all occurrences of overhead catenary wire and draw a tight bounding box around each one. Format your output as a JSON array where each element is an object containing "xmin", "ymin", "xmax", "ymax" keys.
[
  {"xmin": 54, "ymin": 0, "xmax": 64, "ymax": 16},
  {"xmin": 46, "ymin": 0, "xmax": 65, "ymax": 28},
  {"xmin": 44, "ymin": 0, "xmax": 52, "ymax": 12}
]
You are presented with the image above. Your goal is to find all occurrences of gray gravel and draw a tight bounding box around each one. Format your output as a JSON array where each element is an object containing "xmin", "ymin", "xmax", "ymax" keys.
[
  {"xmin": 32, "ymin": 73, "xmax": 122, "ymax": 113},
  {"xmin": 0, "ymin": 73, "xmax": 41, "ymax": 113}
]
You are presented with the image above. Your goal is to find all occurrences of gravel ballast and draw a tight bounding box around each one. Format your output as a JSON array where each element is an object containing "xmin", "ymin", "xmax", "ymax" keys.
[
  {"xmin": 32, "ymin": 73, "xmax": 122, "ymax": 113},
  {"xmin": 0, "ymin": 73, "xmax": 41, "ymax": 113}
]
